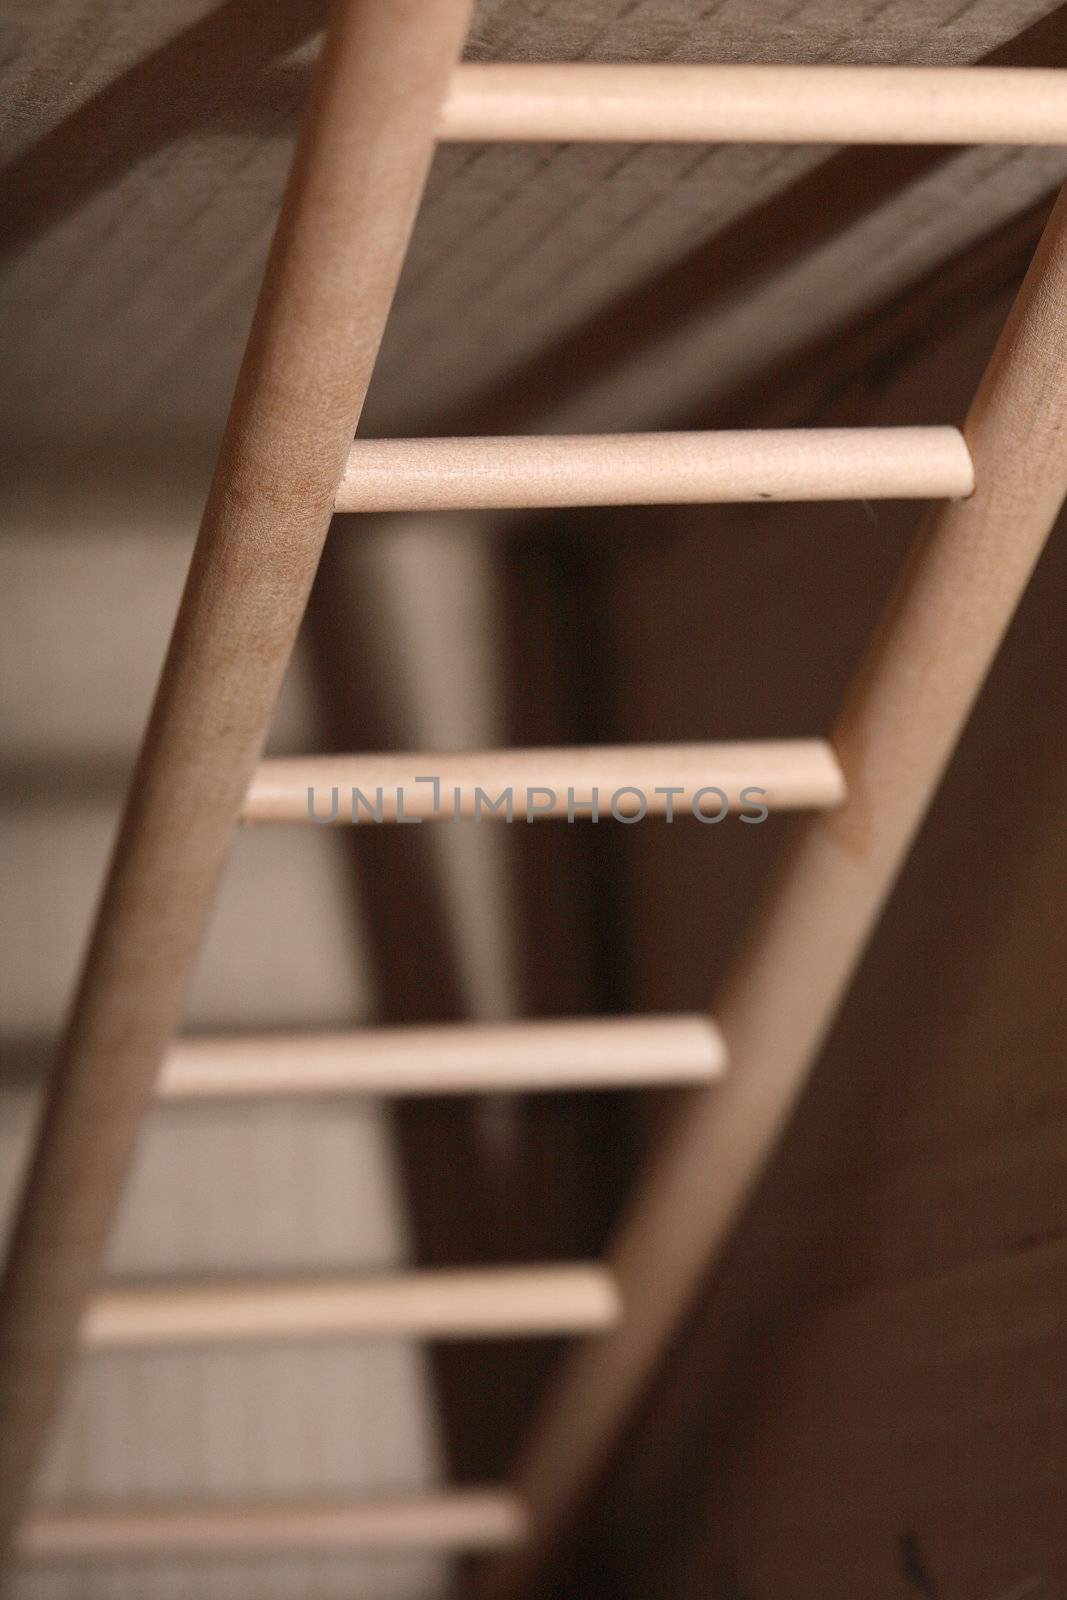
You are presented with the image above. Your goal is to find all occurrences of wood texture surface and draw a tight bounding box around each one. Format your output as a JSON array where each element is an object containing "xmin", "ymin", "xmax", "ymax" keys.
[{"xmin": 727, "ymin": 1241, "xmax": 1067, "ymax": 1598}]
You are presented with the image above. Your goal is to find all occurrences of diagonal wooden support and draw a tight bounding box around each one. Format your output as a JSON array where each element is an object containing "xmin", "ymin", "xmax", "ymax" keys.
[
  {"xmin": 0, "ymin": 0, "xmax": 474, "ymax": 1564},
  {"xmin": 478, "ymin": 183, "xmax": 1067, "ymax": 1600}
]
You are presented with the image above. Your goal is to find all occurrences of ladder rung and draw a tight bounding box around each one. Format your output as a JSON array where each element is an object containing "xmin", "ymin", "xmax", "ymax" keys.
[
  {"xmin": 439, "ymin": 63, "xmax": 1067, "ymax": 146},
  {"xmin": 244, "ymin": 740, "xmax": 846, "ymax": 824},
  {"xmin": 336, "ymin": 428, "xmax": 973, "ymax": 512},
  {"xmin": 160, "ymin": 1014, "xmax": 725, "ymax": 1100},
  {"xmin": 19, "ymin": 1489, "xmax": 527, "ymax": 1562},
  {"xmin": 82, "ymin": 1265, "xmax": 621, "ymax": 1349}
]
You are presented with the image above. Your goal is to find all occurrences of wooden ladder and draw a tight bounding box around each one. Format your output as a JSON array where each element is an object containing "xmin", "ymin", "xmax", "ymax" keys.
[{"xmin": 3, "ymin": 3, "xmax": 1067, "ymax": 1593}]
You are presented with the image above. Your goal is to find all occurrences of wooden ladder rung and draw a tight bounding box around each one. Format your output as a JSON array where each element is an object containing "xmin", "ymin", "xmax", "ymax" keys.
[
  {"xmin": 439, "ymin": 62, "xmax": 1067, "ymax": 146},
  {"xmin": 335, "ymin": 428, "xmax": 973, "ymax": 512},
  {"xmin": 19, "ymin": 1489, "xmax": 527, "ymax": 1562},
  {"xmin": 159, "ymin": 1014, "xmax": 726, "ymax": 1100},
  {"xmin": 81, "ymin": 1265, "xmax": 621, "ymax": 1350},
  {"xmin": 244, "ymin": 740, "xmax": 846, "ymax": 824}
]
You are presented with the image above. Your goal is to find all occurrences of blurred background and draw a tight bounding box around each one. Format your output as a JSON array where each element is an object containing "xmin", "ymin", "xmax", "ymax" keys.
[{"xmin": 2, "ymin": 1, "xmax": 1066, "ymax": 1595}]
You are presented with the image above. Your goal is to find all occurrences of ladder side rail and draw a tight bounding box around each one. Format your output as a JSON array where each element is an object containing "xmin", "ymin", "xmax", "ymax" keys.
[
  {"xmin": 481, "ymin": 182, "xmax": 1067, "ymax": 1600},
  {"xmin": 0, "ymin": 0, "xmax": 474, "ymax": 1561}
]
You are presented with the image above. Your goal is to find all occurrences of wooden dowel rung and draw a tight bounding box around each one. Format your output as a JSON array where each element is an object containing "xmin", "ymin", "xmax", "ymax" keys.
[
  {"xmin": 160, "ymin": 1014, "xmax": 726, "ymax": 1100},
  {"xmin": 439, "ymin": 63, "xmax": 1067, "ymax": 145},
  {"xmin": 19, "ymin": 1489, "xmax": 527, "ymax": 1562},
  {"xmin": 81, "ymin": 1266, "xmax": 621, "ymax": 1350},
  {"xmin": 244, "ymin": 741, "xmax": 846, "ymax": 824},
  {"xmin": 336, "ymin": 428, "xmax": 973, "ymax": 511}
]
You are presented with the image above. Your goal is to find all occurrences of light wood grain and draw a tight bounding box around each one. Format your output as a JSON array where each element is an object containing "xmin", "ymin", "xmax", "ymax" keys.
[
  {"xmin": 19, "ymin": 1489, "xmax": 527, "ymax": 1561},
  {"xmin": 441, "ymin": 63, "xmax": 1067, "ymax": 144},
  {"xmin": 244, "ymin": 741, "xmax": 846, "ymax": 823},
  {"xmin": 481, "ymin": 182, "xmax": 1067, "ymax": 1600},
  {"xmin": 0, "ymin": 0, "xmax": 475, "ymax": 1560},
  {"xmin": 160, "ymin": 1014, "xmax": 726, "ymax": 1099},
  {"xmin": 729, "ymin": 1240, "xmax": 1067, "ymax": 1598},
  {"xmin": 82, "ymin": 1265, "xmax": 621, "ymax": 1349},
  {"xmin": 336, "ymin": 428, "xmax": 973, "ymax": 510}
]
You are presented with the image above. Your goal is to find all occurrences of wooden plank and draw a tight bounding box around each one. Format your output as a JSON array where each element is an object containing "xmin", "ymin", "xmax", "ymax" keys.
[
  {"xmin": 20, "ymin": 1489, "xmax": 527, "ymax": 1561},
  {"xmin": 335, "ymin": 428, "xmax": 973, "ymax": 511},
  {"xmin": 441, "ymin": 63, "xmax": 1067, "ymax": 145},
  {"xmin": 244, "ymin": 741, "xmax": 846, "ymax": 823},
  {"xmin": 0, "ymin": 0, "xmax": 475, "ymax": 1559},
  {"xmin": 159, "ymin": 1015, "xmax": 726, "ymax": 1099},
  {"xmin": 729, "ymin": 1241, "xmax": 1067, "ymax": 1599},
  {"xmin": 479, "ymin": 182, "xmax": 1067, "ymax": 1600},
  {"xmin": 82, "ymin": 1265, "xmax": 622, "ymax": 1349}
]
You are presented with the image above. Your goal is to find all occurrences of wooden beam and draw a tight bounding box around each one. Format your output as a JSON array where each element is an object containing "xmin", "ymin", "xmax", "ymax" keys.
[
  {"xmin": 480, "ymin": 183, "xmax": 1067, "ymax": 1599},
  {"xmin": 82, "ymin": 1266, "xmax": 621, "ymax": 1349},
  {"xmin": 0, "ymin": 0, "xmax": 475, "ymax": 1559},
  {"xmin": 244, "ymin": 741, "xmax": 846, "ymax": 823},
  {"xmin": 159, "ymin": 1015, "xmax": 726, "ymax": 1099},
  {"xmin": 440, "ymin": 63, "xmax": 1067, "ymax": 145},
  {"xmin": 335, "ymin": 428, "xmax": 973, "ymax": 511},
  {"xmin": 19, "ymin": 1489, "xmax": 527, "ymax": 1561}
]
